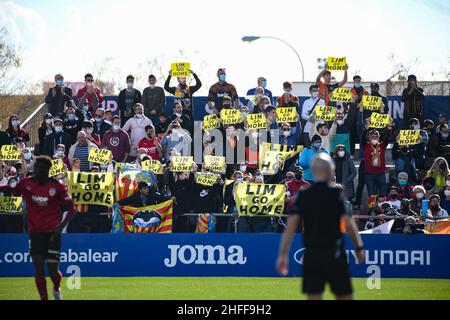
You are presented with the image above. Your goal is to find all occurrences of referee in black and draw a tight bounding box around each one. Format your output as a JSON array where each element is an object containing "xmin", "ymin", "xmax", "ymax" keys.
[{"xmin": 277, "ymin": 153, "xmax": 365, "ymax": 300}]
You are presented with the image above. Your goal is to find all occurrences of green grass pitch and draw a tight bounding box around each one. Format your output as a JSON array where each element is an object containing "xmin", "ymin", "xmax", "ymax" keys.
[{"xmin": 1, "ymin": 277, "xmax": 449, "ymax": 300}]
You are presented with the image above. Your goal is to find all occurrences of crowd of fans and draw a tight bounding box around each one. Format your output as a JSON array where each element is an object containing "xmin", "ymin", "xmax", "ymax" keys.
[{"xmin": 0, "ymin": 65, "xmax": 449, "ymax": 234}]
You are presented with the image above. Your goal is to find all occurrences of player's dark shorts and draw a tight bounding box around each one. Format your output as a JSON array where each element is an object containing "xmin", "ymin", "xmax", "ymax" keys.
[
  {"xmin": 29, "ymin": 232, "xmax": 61, "ymax": 261},
  {"xmin": 302, "ymin": 248, "xmax": 353, "ymax": 296}
]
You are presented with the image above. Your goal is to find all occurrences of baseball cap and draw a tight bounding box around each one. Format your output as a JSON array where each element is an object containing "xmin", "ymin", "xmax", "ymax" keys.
[{"xmin": 370, "ymin": 83, "xmax": 379, "ymax": 90}]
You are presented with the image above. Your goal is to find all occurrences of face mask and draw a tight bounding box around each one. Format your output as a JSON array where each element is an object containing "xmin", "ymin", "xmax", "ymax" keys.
[
  {"xmin": 139, "ymin": 153, "xmax": 147, "ymax": 160},
  {"xmin": 240, "ymin": 165, "xmax": 247, "ymax": 172},
  {"xmin": 337, "ymin": 151, "xmax": 345, "ymax": 158},
  {"xmin": 171, "ymin": 129, "xmax": 178, "ymax": 135},
  {"xmin": 83, "ymin": 105, "xmax": 89, "ymax": 112},
  {"xmin": 149, "ymin": 84, "xmax": 156, "ymax": 89},
  {"xmin": 95, "ymin": 117, "xmax": 103, "ymax": 123},
  {"xmin": 446, "ymin": 180, "xmax": 450, "ymax": 187},
  {"xmin": 57, "ymin": 150, "xmax": 64, "ymax": 157},
  {"xmin": 337, "ymin": 120, "xmax": 344, "ymax": 125},
  {"xmin": 86, "ymin": 81, "xmax": 93, "ymax": 87},
  {"xmin": 354, "ymin": 83, "xmax": 361, "ymax": 89},
  {"xmin": 313, "ymin": 142, "xmax": 322, "ymax": 150},
  {"xmin": 45, "ymin": 119, "xmax": 52, "ymax": 125},
  {"xmin": 219, "ymin": 74, "xmax": 226, "ymax": 82},
  {"xmin": 371, "ymin": 139, "xmax": 379, "ymax": 145},
  {"xmin": 136, "ymin": 113, "xmax": 143, "ymax": 118},
  {"xmin": 442, "ymin": 133, "xmax": 449, "ymax": 139},
  {"xmin": 399, "ymin": 179, "xmax": 407, "ymax": 186},
  {"xmin": 68, "ymin": 114, "xmax": 75, "ymax": 121},
  {"xmin": 23, "ymin": 153, "xmax": 32, "ymax": 160},
  {"xmin": 236, "ymin": 177, "xmax": 243, "ymax": 183},
  {"xmin": 56, "ymin": 80, "xmax": 64, "ymax": 86},
  {"xmin": 261, "ymin": 81, "xmax": 267, "ymax": 88},
  {"xmin": 127, "ymin": 82, "xmax": 133, "ymax": 89},
  {"xmin": 12, "ymin": 120, "xmax": 20, "ymax": 127},
  {"xmin": 412, "ymin": 124, "xmax": 420, "ymax": 130},
  {"xmin": 9, "ymin": 181, "xmax": 17, "ymax": 189},
  {"xmin": 241, "ymin": 112, "xmax": 248, "ymax": 118},
  {"xmin": 86, "ymin": 128, "xmax": 93, "ymax": 134},
  {"xmin": 282, "ymin": 130, "xmax": 291, "ymax": 137},
  {"xmin": 416, "ymin": 192, "xmax": 425, "ymax": 199},
  {"xmin": 284, "ymin": 89, "xmax": 291, "ymax": 94},
  {"xmin": 445, "ymin": 190, "xmax": 450, "ymax": 197},
  {"xmin": 55, "ymin": 126, "xmax": 63, "ymax": 133},
  {"xmin": 175, "ymin": 112, "xmax": 182, "ymax": 118},
  {"xmin": 311, "ymin": 91, "xmax": 318, "ymax": 98},
  {"xmin": 113, "ymin": 125, "xmax": 120, "ymax": 131}
]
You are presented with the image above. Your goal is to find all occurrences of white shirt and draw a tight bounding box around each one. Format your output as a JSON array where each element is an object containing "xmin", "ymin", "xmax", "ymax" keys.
[
  {"xmin": 387, "ymin": 200, "xmax": 401, "ymax": 211},
  {"xmin": 301, "ymin": 97, "xmax": 325, "ymax": 133},
  {"xmin": 427, "ymin": 208, "xmax": 449, "ymax": 218},
  {"xmin": 122, "ymin": 115, "xmax": 153, "ymax": 157}
]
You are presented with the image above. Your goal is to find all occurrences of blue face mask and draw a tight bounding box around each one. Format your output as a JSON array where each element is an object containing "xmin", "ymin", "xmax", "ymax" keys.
[
  {"xmin": 127, "ymin": 82, "xmax": 133, "ymax": 89},
  {"xmin": 399, "ymin": 179, "xmax": 407, "ymax": 186},
  {"xmin": 56, "ymin": 80, "xmax": 64, "ymax": 86},
  {"xmin": 68, "ymin": 114, "xmax": 75, "ymax": 121},
  {"xmin": 12, "ymin": 120, "xmax": 20, "ymax": 127},
  {"xmin": 261, "ymin": 81, "xmax": 267, "ymax": 88},
  {"xmin": 219, "ymin": 74, "xmax": 226, "ymax": 82},
  {"xmin": 95, "ymin": 117, "xmax": 103, "ymax": 123},
  {"xmin": 354, "ymin": 83, "xmax": 361, "ymax": 89},
  {"xmin": 313, "ymin": 142, "xmax": 322, "ymax": 150}
]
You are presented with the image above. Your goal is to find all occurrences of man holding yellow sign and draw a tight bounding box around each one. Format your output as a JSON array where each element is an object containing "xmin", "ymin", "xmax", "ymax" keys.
[
  {"xmin": 247, "ymin": 113, "xmax": 268, "ymax": 130},
  {"xmin": 195, "ymin": 172, "xmax": 219, "ymax": 187},
  {"xmin": 398, "ymin": 130, "xmax": 421, "ymax": 145},
  {"xmin": 276, "ymin": 107, "xmax": 298, "ymax": 123},
  {"xmin": 170, "ymin": 156, "xmax": 194, "ymax": 172},
  {"xmin": 327, "ymin": 57, "xmax": 347, "ymax": 71},
  {"xmin": 330, "ymin": 88, "xmax": 354, "ymax": 103},
  {"xmin": 220, "ymin": 109, "xmax": 242, "ymax": 125},
  {"xmin": 203, "ymin": 115, "xmax": 220, "ymax": 131},
  {"xmin": 362, "ymin": 95, "xmax": 383, "ymax": 111},
  {"xmin": 171, "ymin": 62, "xmax": 191, "ymax": 77}
]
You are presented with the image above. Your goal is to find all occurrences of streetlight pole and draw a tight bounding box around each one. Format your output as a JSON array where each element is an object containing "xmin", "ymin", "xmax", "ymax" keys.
[{"xmin": 242, "ymin": 36, "xmax": 305, "ymax": 82}]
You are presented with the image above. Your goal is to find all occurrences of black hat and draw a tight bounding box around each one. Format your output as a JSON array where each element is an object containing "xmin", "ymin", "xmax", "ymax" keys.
[
  {"xmin": 311, "ymin": 134, "xmax": 322, "ymax": 143},
  {"xmin": 370, "ymin": 83, "xmax": 379, "ymax": 90},
  {"xmin": 408, "ymin": 74, "xmax": 417, "ymax": 82}
]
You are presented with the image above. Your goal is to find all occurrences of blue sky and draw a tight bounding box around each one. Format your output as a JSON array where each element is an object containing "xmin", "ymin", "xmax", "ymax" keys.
[{"xmin": 1, "ymin": 0, "xmax": 449, "ymax": 95}]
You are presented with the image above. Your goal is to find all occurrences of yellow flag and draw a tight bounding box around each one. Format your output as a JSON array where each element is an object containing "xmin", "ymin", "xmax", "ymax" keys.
[
  {"xmin": 0, "ymin": 196, "xmax": 22, "ymax": 212},
  {"xmin": 141, "ymin": 159, "xmax": 163, "ymax": 174},
  {"xmin": 220, "ymin": 109, "xmax": 242, "ymax": 125},
  {"xmin": 88, "ymin": 148, "xmax": 112, "ymax": 165},
  {"xmin": 247, "ymin": 113, "xmax": 268, "ymax": 130},
  {"xmin": 234, "ymin": 182, "xmax": 286, "ymax": 216},
  {"xmin": 49, "ymin": 159, "xmax": 65, "ymax": 177},
  {"xmin": 276, "ymin": 107, "xmax": 298, "ymax": 123},
  {"xmin": 370, "ymin": 113, "xmax": 390, "ymax": 129},
  {"xmin": 204, "ymin": 155, "xmax": 226, "ymax": 174},
  {"xmin": 195, "ymin": 172, "xmax": 218, "ymax": 187},
  {"xmin": 171, "ymin": 156, "xmax": 194, "ymax": 172},
  {"xmin": 327, "ymin": 56, "xmax": 347, "ymax": 71},
  {"xmin": 315, "ymin": 106, "xmax": 337, "ymax": 121},
  {"xmin": 330, "ymin": 88, "xmax": 353, "ymax": 103},
  {"xmin": 203, "ymin": 115, "xmax": 220, "ymax": 131},
  {"xmin": 171, "ymin": 62, "xmax": 190, "ymax": 77},
  {"xmin": 0, "ymin": 145, "xmax": 21, "ymax": 161},
  {"xmin": 66, "ymin": 171, "xmax": 115, "ymax": 207},
  {"xmin": 362, "ymin": 95, "xmax": 383, "ymax": 111},
  {"xmin": 398, "ymin": 130, "xmax": 421, "ymax": 145}
]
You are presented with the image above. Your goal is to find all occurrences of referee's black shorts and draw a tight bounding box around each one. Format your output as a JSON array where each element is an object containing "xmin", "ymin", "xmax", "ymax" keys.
[
  {"xmin": 29, "ymin": 232, "xmax": 61, "ymax": 261},
  {"xmin": 302, "ymin": 248, "xmax": 353, "ymax": 296}
]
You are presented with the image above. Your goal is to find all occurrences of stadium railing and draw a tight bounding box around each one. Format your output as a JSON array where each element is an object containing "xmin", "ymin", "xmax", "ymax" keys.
[{"xmin": 22, "ymin": 102, "xmax": 48, "ymax": 150}]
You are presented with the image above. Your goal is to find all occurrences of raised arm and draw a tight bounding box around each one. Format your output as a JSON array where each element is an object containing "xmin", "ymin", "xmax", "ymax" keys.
[{"xmin": 338, "ymin": 65, "xmax": 348, "ymax": 88}]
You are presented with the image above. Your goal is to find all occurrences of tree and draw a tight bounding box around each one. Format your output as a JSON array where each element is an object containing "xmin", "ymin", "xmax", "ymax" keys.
[{"xmin": 0, "ymin": 26, "xmax": 22, "ymax": 95}]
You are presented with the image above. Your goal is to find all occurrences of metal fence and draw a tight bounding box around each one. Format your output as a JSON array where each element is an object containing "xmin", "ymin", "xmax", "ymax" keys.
[{"xmin": 22, "ymin": 103, "xmax": 47, "ymax": 149}]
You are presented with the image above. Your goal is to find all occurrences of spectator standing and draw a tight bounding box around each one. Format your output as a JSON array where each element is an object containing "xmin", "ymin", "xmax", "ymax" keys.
[
  {"xmin": 68, "ymin": 131, "xmax": 99, "ymax": 172},
  {"xmin": 168, "ymin": 102, "xmax": 193, "ymax": 134},
  {"xmin": 207, "ymin": 68, "xmax": 239, "ymax": 113},
  {"xmin": 37, "ymin": 113, "xmax": 54, "ymax": 155},
  {"xmin": 118, "ymin": 75, "xmax": 142, "ymax": 125},
  {"xmin": 315, "ymin": 62, "xmax": 348, "ymax": 105},
  {"xmin": 76, "ymin": 73, "xmax": 104, "ymax": 114},
  {"xmin": 160, "ymin": 122, "xmax": 192, "ymax": 161},
  {"xmin": 6, "ymin": 115, "xmax": 30, "ymax": 144},
  {"xmin": 42, "ymin": 118, "xmax": 71, "ymax": 157},
  {"xmin": 142, "ymin": 74, "xmax": 166, "ymax": 122},
  {"xmin": 333, "ymin": 145, "xmax": 356, "ymax": 201},
  {"xmin": 276, "ymin": 81, "xmax": 299, "ymax": 108},
  {"xmin": 63, "ymin": 104, "xmax": 84, "ymax": 144},
  {"xmin": 138, "ymin": 125, "xmax": 162, "ymax": 161},
  {"xmin": 298, "ymin": 134, "xmax": 329, "ymax": 183},
  {"xmin": 92, "ymin": 108, "xmax": 112, "ymax": 140},
  {"xmin": 101, "ymin": 116, "xmax": 131, "ymax": 163},
  {"xmin": 0, "ymin": 120, "xmax": 12, "ymax": 149},
  {"xmin": 401, "ymin": 75, "xmax": 424, "ymax": 127},
  {"xmin": 45, "ymin": 73, "xmax": 73, "ymax": 117},
  {"xmin": 247, "ymin": 76, "xmax": 273, "ymax": 104},
  {"xmin": 122, "ymin": 103, "xmax": 153, "ymax": 161},
  {"xmin": 301, "ymin": 85, "xmax": 325, "ymax": 147}
]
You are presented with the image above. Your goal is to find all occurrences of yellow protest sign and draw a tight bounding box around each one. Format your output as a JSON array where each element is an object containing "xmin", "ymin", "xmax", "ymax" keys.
[
  {"xmin": 115, "ymin": 162, "xmax": 136, "ymax": 173},
  {"xmin": 88, "ymin": 148, "xmax": 112, "ymax": 165},
  {"xmin": 330, "ymin": 88, "xmax": 354, "ymax": 103},
  {"xmin": 203, "ymin": 115, "xmax": 220, "ymax": 131},
  {"xmin": 370, "ymin": 113, "xmax": 390, "ymax": 129},
  {"xmin": 276, "ymin": 107, "xmax": 298, "ymax": 123},
  {"xmin": 0, "ymin": 196, "xmax": 22, "ymax": 212},
  {"xmin": 171, "ymin": 62, "xmax": 191, "ymax": 77},
  {"xmin": 220, "ymin": 109, "xmax": 242, "ymax": 125},
  {"xmin": 195, "ymin": 172, "xmax": 218, "ymax": 187},
  {"xmin": 0, "ymin": 145, "xmax": 22, "ymax": 161},
  {"xmin": 315, "ymin": 106, "xmax": 337, "ymax": 121},
  {"xmin": 398, "ymin": 130, "xmax": 421, "ymax": 146},
  {"xmin": 170, "ymin": 156, "xmax": 194, "ymax": 172},
  {"xmin": 260, "ymin": 142, "xmax": 303, "ymax": 161},
  {"xmin": 204, "ymin": 155, "xmax": 226, "ymax": 174},
  {"xmin": 259, "ymin": 150, "xmax": 283, "ymax": 175},
  {"xmin": 234, "ymin": 182, "xmax": 286, "ymax": 216},
  {"xmin": 66, "ymin": 172, "xmax": 115, "ymax": 207},
  {"xmin": 362, "ymin": 95, "xmax": 383, "ymax": 111},
  {"xmin": 49, "ymin": 159, "xmax": 65, "ymax": 177},
  {"xmin": 141, "ymin": 159, "xmax": 163, "ymax": 174},
  {"xmin": 246, "ymin": 113, "xmax": 268, "ymax": 130},
  {"xmin": 327, "ymin": 56, "xmax": 347, "ymax": 71}
]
